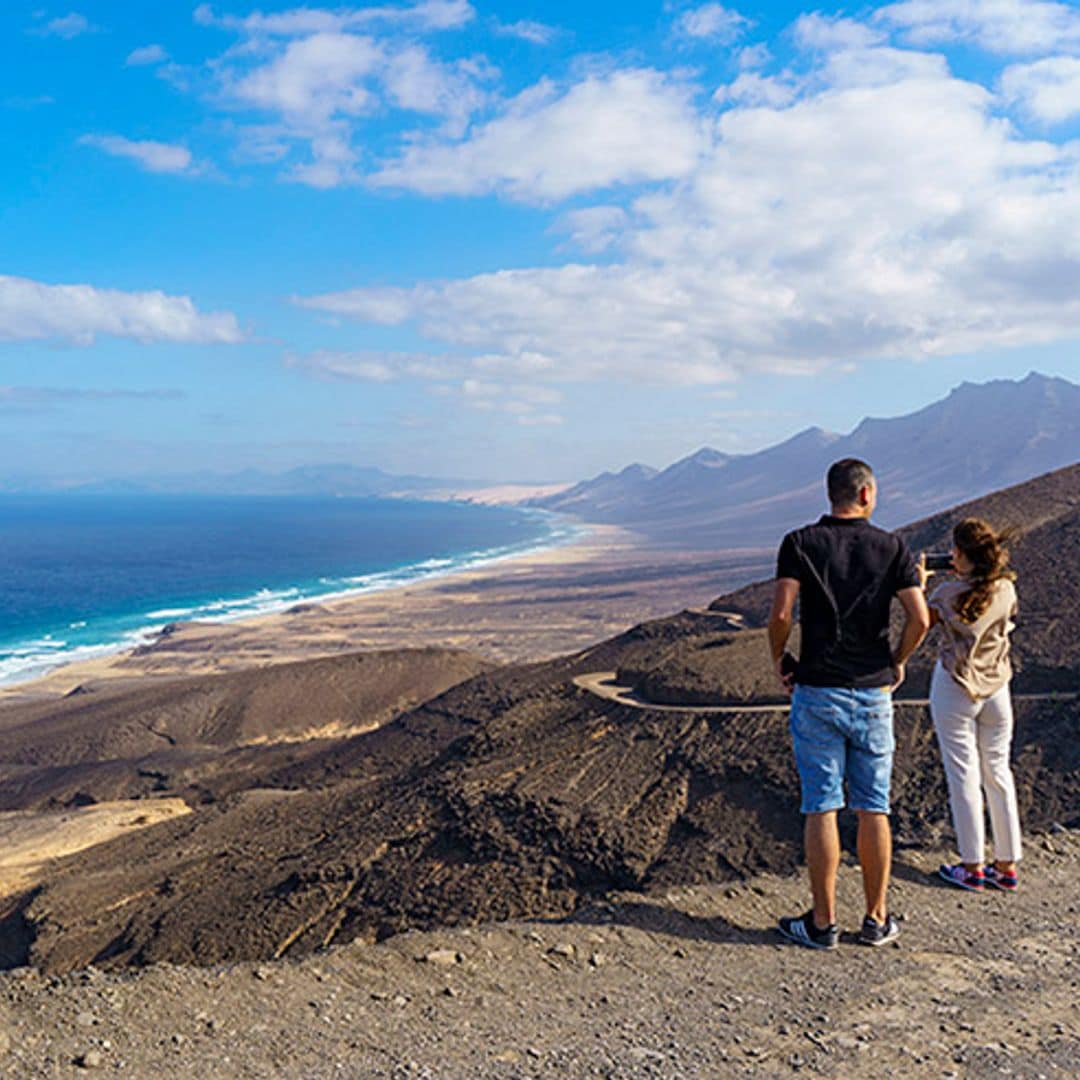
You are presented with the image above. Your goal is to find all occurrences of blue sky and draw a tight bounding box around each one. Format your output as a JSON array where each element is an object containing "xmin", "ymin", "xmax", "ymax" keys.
[{"xmin": 3, "ymin": 0, "xmax": 1080, "ymax": 485}]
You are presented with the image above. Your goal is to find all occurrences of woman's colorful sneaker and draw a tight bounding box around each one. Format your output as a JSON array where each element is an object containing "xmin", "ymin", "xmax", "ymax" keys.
[
  {"xmin": 983, "ymin": 865, "xmax": 1019, "ymax": 891},
  {"xmin": 937, "ymin": 863, "xmax": 985, "ymax": 891}
]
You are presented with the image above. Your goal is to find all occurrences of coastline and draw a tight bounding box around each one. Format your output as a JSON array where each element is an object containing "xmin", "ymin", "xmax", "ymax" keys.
[
  {"xmin": 0, "ymin": 495, "xmax": 576, "ymax": 693},
  {"xmin": 0, "ymin": 503, "xmax": 580, "ymax": 695},
  {"xmin": 0, "ymin": 521, "xmax": 772, "ymax": 704}
]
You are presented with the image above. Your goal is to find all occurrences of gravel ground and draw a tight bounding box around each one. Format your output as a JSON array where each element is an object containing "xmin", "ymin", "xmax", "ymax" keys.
[{"xmin": 1, "ymin": 831, "xmax": 1076, "ymax": 1078}]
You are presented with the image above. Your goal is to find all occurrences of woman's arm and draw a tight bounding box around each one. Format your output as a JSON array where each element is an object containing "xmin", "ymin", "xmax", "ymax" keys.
[{"xmin": 917, "ymin": 554, "xmax": 941, "ymax": 629}]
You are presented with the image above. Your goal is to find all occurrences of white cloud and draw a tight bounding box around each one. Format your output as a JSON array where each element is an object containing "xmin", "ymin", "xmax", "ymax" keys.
[
  {"xmin": 79, "ymin": 135, "xmax": 197, "ymax": 175},
  {"xmin": 194, "ymin": 1, "xmax": 474, "ymax": 36},
  {"xmin": 32, "ymin": 12, "xmax": 96, "ymax": 39},
  {"xmin": 1002, "ymin": 56, "xmax": 1080, "ymax": 123},
  {"xmin": 126, "ymin": 44, "xmax": 169, "ymax": 66},
  {"xmin": 493, "ymin": 19, "xmax": 558, "ymax": 45},
  {"xmin": 793, "ymin": 13, "xmax": 884, "ymax": 51},
  {"xmin": 675, "ymin": 4, "xmax": 750, "ymax": 44},
  {"xmin": 456, "ymin": 377, "xmax": 564, "ymax": 423},
  {"xmin": 0, "ymin": 275, "xmax": 245, "ymax": 345},
  {"xmin": 736, "ymin": 43, "xmax": 771, "ymax": 70},
  {"xmin": 224, "ymin": 31, "xmax": 382, "ymax": 185},
  {"xmin": 822, "ymin": 45, "xmax": 951, "ymax": 90},
  {"xmin": 555, "ymin": 206, "xmax": 629, "ymax": 253},
  {"xmin": 204, "ymin": 7, "xmax": 495, "ymax": 187},
  {"xmin": 714, "ymin": 72, "xmax": 798, "ymax": 108},
  {"xmin": 231, "ymin": 33, "xmax": 382, "ymax": 123},
  {"xmin": 382, "ymin": 46, "xmax": 494, "ymax": 136},
  {"xmin": 370, "ymin": 69, "xmax": 706, "ymax": 201},
  {"xmin": 876, "ymin": 0, "xmax": 1080, "ymax": 56},
  {"xmin": 287, "ymin": 349, "xmax": 457, "ymax": 381},
  {"xmin": 298, "ymin": 56, "xmax": 1080, "ymax": 386},
  {"xmin": 289, "ymin": 349, "xmax": 564, "ymax": 425},
  {"xmin": 300, "ymin": 265, "xmax": 745, "ymax": 384}
]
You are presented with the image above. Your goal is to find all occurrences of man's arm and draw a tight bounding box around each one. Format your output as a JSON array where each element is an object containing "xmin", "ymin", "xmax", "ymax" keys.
[
  {"xmin": 891, "ymin": 585, "xmax": 931, "ymax": 690},
  {"xmin": 768, "ymin": 577, "xmax": 800, "ymax": 694}
]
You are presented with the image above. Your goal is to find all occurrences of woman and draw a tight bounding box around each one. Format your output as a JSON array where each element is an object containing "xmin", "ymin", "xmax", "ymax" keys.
[{"xmin": 924, "ymin": 518, "xmax": 1022, "ymax": 892}]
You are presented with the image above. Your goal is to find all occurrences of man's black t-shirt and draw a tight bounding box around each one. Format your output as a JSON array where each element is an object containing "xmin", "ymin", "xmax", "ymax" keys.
[{"xmin": 776, "ymin": 515, "xmax": 920, "ymax": 688}]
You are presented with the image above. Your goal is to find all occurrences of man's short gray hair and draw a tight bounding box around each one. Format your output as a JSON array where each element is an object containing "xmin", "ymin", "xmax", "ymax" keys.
[{"xmin": 827, "ymin": 458, "xmax": 875, "ymax": 508}]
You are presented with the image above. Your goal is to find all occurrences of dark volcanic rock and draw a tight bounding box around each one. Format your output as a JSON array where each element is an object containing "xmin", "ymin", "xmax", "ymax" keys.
[
  {"xmin": 605, "ymin": 615, "xmax": 797, "ymax": 705},
  {"xmin": 4, "ymin": 646, "xmax": 1076, "ymax": 974},
  {"xmin": 0, "ymin": 648, "xmax": 493, "ymax": 810}
]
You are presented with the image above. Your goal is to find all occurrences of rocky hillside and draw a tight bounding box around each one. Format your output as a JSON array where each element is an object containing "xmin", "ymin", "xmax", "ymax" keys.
[
  {"xmin": 0, "ymin": 648, "xmax": 493, "ymax": 811},
  {"xmin": 1, "ymin": 651, "xmax": 1074, "ymax": 974}
]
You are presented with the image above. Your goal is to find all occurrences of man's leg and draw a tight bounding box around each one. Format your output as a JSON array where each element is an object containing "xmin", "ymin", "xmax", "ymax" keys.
[
  {"xmin": 856, "ymin": 810, "xmax": 891, "ymax": 924},
  {"xmin": 805, "ymin": 810, "xmax": 841, "ymax": 928},
  {"xmin": 846, "ymin": 688, "xmax": 896, "ymax": 927},
  {"xmin": 783, "ymin": 685, "xmax": 844, "ymax": 946}
]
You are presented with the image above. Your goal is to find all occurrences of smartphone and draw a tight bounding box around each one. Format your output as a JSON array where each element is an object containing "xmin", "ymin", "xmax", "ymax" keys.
[{"xmin": 923, "ymin": 552, "xmax": 953, "ymax": 572}]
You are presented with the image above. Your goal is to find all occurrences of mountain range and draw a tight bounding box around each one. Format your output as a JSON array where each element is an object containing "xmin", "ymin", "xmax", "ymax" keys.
[{"xmin": 533, "ymin": 372, "xmax": 1080, "ymax": 547}]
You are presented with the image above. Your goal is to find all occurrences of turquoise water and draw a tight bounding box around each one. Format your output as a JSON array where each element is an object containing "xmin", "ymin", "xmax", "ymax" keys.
[{"xmin": 0, "ymin": 495, "xmax": 577, "ymax": 685}]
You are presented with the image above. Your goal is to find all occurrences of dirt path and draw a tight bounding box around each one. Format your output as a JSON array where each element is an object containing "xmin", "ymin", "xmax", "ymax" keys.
[
  {"xmin": 0, "ymin": 832, "xmax": 1075, "ymax": 1078},
  {"xmin": 573, "ymin": 671, "xmax": 793, "ymax": 713},
  {"xmin": 573, "ymin": 671, "xmax": 1077, "ymax": 715}
]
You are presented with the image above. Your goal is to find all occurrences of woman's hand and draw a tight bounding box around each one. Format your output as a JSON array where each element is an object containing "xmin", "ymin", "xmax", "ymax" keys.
[{"xmin": 917, "ymin": 552, "xmax": 931, "ymax": 591}]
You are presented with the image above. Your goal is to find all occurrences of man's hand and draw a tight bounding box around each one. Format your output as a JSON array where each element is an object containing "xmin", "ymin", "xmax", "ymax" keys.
[
  {"xmin": 769, "ymin": 577, "xmax": 800, "ymax": 697},
  {"xmin": 893, "ymin": 586, "xmax": 931, "ymax": 685},
  {"xmin": 890, "ymin": 660, "xmax": 906, "ymax": 692},
  {"xmin": 775, "ymin": 655, "xmax": 795, "ymax": 696}
]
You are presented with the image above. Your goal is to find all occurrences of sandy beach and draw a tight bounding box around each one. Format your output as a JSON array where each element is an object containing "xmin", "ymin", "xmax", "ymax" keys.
[{"xmin": 0, "ymin": 524, "xmax": 772, "ymax": 705}]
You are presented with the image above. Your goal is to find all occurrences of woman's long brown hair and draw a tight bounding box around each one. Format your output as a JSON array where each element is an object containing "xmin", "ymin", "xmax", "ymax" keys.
[{"xmin": 953, "ymin": 518, "xmax": 1017, "ymax": 623}]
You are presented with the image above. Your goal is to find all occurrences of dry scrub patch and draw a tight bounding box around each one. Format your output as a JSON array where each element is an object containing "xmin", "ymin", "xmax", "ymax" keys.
[{"xmin": 0, "ymin": 799, "xmax": 191, "ymax": 897}]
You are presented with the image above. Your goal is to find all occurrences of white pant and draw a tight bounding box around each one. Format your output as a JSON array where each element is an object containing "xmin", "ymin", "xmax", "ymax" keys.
[{"xmin": 929, "ymin": 661, "xmax": 1023, "ymax": 864}]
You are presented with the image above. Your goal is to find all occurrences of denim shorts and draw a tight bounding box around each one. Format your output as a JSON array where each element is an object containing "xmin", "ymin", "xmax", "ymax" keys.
[{"xmin": 789, "ymin": 684, "xmax": 894, "ymax": 815}]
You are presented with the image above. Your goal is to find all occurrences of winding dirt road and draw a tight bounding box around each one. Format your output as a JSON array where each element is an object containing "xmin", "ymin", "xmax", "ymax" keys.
[{"xmin": 573, "ymin": 671, "xmax": 1074, "ymax": 714}]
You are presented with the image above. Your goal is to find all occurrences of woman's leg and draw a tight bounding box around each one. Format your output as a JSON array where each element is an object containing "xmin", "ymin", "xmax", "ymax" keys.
[
  {"xmin": 930, "ymin": 663, "xmax": 984, "ymax": 867},
  {"xmin": 976, "ymin": 683, "xmax": 1023, "ymax": 866}
]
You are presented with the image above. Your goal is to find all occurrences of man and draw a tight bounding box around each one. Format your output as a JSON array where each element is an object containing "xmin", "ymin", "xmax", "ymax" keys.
[{"xmin": 769, "ymin": 458, "xmax": 929, "ymax": 949}]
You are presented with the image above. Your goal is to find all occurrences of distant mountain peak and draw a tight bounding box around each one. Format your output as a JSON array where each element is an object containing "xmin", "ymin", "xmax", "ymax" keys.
[
  {"xmin": 619, "ymin": 463, "xmax": 658, "ymax": 479},
  {"xmin": 684, "ymin": 448, "xmax": 731, "ymax": 467},
  {"xmin": 792, "ymin": 425, "xmax": 838, "ymax": 441},
  {"xmin": 950, "ymin": 370, "xmax": 1066, "ymax": 396}
]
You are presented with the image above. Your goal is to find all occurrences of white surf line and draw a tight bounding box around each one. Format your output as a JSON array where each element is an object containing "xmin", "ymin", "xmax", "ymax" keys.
[{"xmin": 572, "ymin": 672, "xmax": 1077, "ymax": 715}]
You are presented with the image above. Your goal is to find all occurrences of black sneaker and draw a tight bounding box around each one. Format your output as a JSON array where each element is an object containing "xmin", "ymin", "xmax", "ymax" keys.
[
  {"xmin": 858, "ymin": 913, "xmax": 900, "ymax": 947},
  {"xmin": 778, "ymin": 910, "xmax": 839, "ymax": 950}
]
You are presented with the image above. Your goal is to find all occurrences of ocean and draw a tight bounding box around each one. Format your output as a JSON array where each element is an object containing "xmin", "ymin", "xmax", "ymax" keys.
[{"xmin": 0, "ymin": 494, "xmax": 577, "ymax": 686}]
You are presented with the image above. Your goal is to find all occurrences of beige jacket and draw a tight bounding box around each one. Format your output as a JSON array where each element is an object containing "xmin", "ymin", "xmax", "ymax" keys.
[{"xmin": 929, "ymin": 577, "xmax": 1017, "ymax": 701}]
